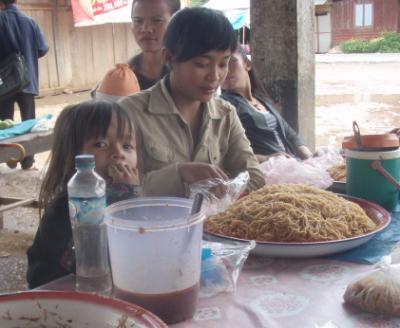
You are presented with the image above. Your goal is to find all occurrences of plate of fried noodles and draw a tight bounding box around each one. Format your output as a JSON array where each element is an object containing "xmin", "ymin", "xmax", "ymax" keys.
[{"xmin": 204, "ymin": 184, "xmax": 390, "ymax": 258}]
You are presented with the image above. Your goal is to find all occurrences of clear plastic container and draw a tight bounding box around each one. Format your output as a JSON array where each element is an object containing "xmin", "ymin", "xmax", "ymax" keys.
[{"xmin": 105, "ymin": 197, "xmax": 205, "ymax": 324}]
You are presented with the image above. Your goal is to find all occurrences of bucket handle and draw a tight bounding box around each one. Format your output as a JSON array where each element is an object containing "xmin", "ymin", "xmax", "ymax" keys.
[{"xmin": 370, "ymin": 160, "xmax": 400, "ymax": 190}]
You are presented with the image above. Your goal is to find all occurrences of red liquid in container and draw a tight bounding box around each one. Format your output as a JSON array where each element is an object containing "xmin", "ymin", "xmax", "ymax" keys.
[{"xmin": 114, "ymin": 283, "xmax": 199, "ymax": 324}]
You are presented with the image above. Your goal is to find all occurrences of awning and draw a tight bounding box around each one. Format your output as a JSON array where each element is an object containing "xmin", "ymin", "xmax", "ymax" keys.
[
  {"xmin": 225, "ymin": 9, "xmax": 250, "ymax": 30},
  {"xmin": 203, "ymin": 0, "xmax": 249, "ymax": 11},
  {"xmin": 204, "ymin": 0, "xmax": 328, "ymax": 30},
  {"xmin": 203, "ymin": 0, "xmax": 250, "ymax": 30}
]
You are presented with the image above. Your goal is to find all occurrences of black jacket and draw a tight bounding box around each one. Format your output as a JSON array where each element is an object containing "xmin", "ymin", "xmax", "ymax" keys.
[
  {"xmin": 0, "ymin": 5, "xmax": 48, "ymax": 95},
  {"xmin": 221, "ymin": 91, "xmax": 304, "ymax": 157}
]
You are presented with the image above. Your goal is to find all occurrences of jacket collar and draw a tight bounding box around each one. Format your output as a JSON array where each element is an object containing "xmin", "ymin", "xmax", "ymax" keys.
[
  {"xmin": 4, "ymin": 4, "xmax": 18, "ymax": 11},
  {"xmin": 147, "ymin": 77, "xmax": 225, "ymax": 120}
]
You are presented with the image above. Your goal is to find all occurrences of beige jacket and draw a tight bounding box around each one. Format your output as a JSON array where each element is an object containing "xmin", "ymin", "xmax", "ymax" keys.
[{"xmin": 119, "ymin": 78, "xmax": 265, "ymax": 197}]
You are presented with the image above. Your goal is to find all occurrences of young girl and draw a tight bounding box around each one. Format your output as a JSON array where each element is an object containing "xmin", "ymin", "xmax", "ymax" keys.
[
  {"xmin": 27, "ymin": 100, "xmax": 140, "ymax": 289},
  {"xmin": 120, "ymin": 7, "xmax": 265, "ymax": 197},
  {"xmin": 221, "ymin": 45, "xmax": 312, "ymax": 162}
]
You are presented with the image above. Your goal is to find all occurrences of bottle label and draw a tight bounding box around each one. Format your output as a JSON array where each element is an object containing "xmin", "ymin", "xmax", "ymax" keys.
[{"xmin": 69, "ymin": 196, "xmax": 105, "ymax": 224}]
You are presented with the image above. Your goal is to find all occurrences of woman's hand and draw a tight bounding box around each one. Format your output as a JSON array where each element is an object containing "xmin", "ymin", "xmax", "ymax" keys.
[
  {"xmin": 108, "ymin": 164, "xmax": 139, "ymax": 185},
  {"xmin": 297, "ymin": 145, "xmax": 313, "ymax": 160},
  {"xmin": 177, "ymin": 162, "xmax": 228, "ymax": 185}
]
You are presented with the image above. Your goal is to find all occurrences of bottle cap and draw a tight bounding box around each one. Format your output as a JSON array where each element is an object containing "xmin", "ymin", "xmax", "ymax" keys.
[{"xmin": 75, "ymin": 154, "xmax": 95, "ymax": 169}]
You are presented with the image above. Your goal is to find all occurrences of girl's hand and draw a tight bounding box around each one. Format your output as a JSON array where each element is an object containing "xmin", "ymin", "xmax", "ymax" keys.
[
  {"xmin": 108, "ymin": 164, "xmax": 139, "ymax": 185},
  {"xmin": 177, "ymin": 162, "xmax": 228, "ymax": 185}
]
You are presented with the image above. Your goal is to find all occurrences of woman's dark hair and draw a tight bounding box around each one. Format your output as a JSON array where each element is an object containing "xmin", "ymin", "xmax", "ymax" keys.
[
  {"xmin": 39, "ymin": 100, "xmax": 134, "ymax": 214},
  {"xmin": 131, "ymin": 0, "xmax": 181, "ymax": 17},
  {"xmin": 163, "ymin": 7, "xmax": 237, "ymax": 62},
  {"xmin": 234, "ymin": 44, "xmax": 269, "ymax": 98}
]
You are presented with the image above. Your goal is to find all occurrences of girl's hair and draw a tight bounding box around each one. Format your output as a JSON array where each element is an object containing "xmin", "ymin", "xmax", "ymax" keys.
[
  {"xmin": 131, "ymin": 0, "xmax": 181, "ymax": 17},
  {"xmin": 163, "ymin": 7, "xmax": 237, "ymax": 62},
  {"xmin": 39, "ymin": 100, "xmax": 134, "ymax": 214}
]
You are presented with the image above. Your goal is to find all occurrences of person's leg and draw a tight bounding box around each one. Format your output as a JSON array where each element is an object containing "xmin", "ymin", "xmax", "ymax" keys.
[
  {"xmin": 16, "ymin": 93, "xmax": 36, "ymax": 169},
  {"xmin": 18, "ymin": 93, "xmax": 36, "ymax": 121},
  {"xmin": 0, "ymin": 95, "xmax": 16, "ymax": 120},
  {"xmin": 0, "ymin": 96, "xmax": 17, "ymax": 168}
]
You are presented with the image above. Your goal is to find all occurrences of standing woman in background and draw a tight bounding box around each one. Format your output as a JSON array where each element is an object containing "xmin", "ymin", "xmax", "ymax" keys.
[
  {"xmin": 128, "ymin": 0, "xmax": 180, "ymax": 90},
  {"xmin": 221, "ymin": 45, "xmax": 312, "ymax": 162}
]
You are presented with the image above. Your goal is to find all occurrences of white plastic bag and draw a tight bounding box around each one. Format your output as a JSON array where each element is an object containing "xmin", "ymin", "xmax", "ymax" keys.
[
  {"xmin": 260, "ymin": 155, "xmax": 333, "ymax": 189},
  {"xmin": 190, "ymin": 171, "xmax": 249, "ymax": 216},
  {"xmin": 343, "ymin": 246, "xmax": 400, "ymax": 316},
  {"xmin": 200, "ymin": 240, "xmax": 255, "ymax": 298}
]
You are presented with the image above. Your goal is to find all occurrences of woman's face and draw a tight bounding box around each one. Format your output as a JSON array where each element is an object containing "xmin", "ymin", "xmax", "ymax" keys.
[
  {"xmin": 81, "ymin": 114, "xmax": 137, "ymax": 183},
  {"xmin": 222, "ymin": 51, "xmax": 251, "ymax": 92},
  {"xmin": 170, "ymin": 49, "xmax": 232, "ymax": 103},
  {"xmin": 131, "ymin": 0, "xmax": 172, "ymax": 53}
]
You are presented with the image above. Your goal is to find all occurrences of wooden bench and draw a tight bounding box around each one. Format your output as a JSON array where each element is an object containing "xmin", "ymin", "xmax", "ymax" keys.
[
  {"xmin": 0, "ymin": 130, "xmax": 53, "ymax": 164},
  {"xmin": 0, "ymin": 130, "xmax": 52, "ymax": 229}
]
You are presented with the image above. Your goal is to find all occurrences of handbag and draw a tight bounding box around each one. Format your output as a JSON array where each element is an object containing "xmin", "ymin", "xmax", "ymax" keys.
[
  {"xmin": 0, "ymin": 13, "xmax": 29, "ymax": 100},
  {"xmin": 0, "ymin": 53, "xmax": 29, "ymax": 100}
]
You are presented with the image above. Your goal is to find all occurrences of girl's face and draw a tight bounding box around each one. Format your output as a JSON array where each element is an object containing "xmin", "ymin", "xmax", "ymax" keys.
[
  {"xmin": 131, "ymin": 0, "xmax": 172, "ymax": 53},
  {"xmin": 170, "ymin": 49, "xmax": 232, "ymax": 103},
  {"xmin": 81, "ymin": 114, "xmax": 137, "ymax": 183},
  {"xmin": 222, "ymin": 51, "xmax": 251, "ymax": 92}
]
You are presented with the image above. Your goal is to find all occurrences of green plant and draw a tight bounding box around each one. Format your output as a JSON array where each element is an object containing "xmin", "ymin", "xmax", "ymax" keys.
[
  {"xmin": 340, "ymin": 39, "xmax": 371, "ymax": 53},
  {"xmin": 378, "ymin": 32, "xmax": 400, "ymax": 52},
  {"xmin": 340, "ymin": 32, "xmax": 400, "ymax": 53}
]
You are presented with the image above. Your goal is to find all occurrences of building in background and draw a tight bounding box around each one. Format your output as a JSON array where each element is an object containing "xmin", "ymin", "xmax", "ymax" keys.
[{"xmin": 316, "ymin": 0, "xmax": 400, "ymax": 52}]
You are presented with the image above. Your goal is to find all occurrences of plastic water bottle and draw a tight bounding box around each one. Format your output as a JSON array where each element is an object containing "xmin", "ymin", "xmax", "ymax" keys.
[{"xmin": 68, "ymin": 154, "xmax": 112, "ymax": 295}]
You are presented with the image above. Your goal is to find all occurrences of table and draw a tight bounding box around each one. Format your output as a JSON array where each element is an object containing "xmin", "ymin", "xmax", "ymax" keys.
[
  {"xmin": 0, "ymin": 130, "xmax": 53, "ymax": 164},
  {"xmin": 0, "ymin": 131, "xmax": 51, "ymax": 229},
  {"xmin": 37, "ymin": 207, "xmax": 400, "ymax": 327},
  {"xmin": 38, "ymin": 257, "xmax": 399, "ymax": 328}
]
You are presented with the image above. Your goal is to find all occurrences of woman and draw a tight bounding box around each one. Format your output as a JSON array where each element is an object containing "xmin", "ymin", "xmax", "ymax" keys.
[
  {"xmin": 120, "ymin": 7, "xmax": 265, "ymax": 197},
  {"xmin": 128, "ymin": 0, "xmax": 180, "ymax": 89},
  {"xmin": 221, "ymin": 45, "xmax": 312, "ymax": 162}
]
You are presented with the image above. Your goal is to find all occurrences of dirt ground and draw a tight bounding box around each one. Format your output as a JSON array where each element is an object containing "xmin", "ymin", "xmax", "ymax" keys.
[{"xmin": 0, "ymin": 56, "xmax": 399, "ymax": 293}]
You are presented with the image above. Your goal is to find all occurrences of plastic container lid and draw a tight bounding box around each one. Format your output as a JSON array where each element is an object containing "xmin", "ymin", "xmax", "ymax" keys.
[{"xmin": 342, "ymin": 133, "xmax": 399, "ymax": 151}]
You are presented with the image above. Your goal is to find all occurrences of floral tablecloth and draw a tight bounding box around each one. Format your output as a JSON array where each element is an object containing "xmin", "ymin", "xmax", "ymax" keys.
[
  {"xmin": 173, "ymin": 256, "xmax": 399, "ymax": 328},
  {"xmin": 173, "ymin": 207, "xmax": 400, "ymax": 328}
]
